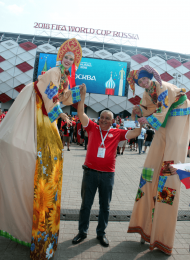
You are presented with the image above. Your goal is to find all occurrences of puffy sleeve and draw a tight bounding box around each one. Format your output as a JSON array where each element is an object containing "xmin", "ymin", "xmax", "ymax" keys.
[
  {"xmin": 145, "ymin": 82, "xmax": 185, "ymax": 130},
  {"xmin": 138, "ymin": 91, "xmax": 157, "ymax": 117},
  {"xmin": 37, "ymin": 67, "xmax": 81, "ymax": 123}
]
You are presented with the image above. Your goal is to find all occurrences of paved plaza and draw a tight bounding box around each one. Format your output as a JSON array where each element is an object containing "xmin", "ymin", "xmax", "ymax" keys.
[{"xmin": 1, "ymin": 144, "xmax": 190, "ymax": 259}]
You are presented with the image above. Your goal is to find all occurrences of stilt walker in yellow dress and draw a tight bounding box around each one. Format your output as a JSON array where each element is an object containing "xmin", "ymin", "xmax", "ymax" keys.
[
  {"xmin": 127, "ymin": 65, "xmax": 190, "ymax": 255},
  {"xmin": 0, "ymin": 38, "xmax": 83, "ymax": 259}
]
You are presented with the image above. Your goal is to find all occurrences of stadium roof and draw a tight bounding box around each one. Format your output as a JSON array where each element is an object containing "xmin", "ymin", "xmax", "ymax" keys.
[{"xmin": 1, "ymin": 31, "xmax": 190, "ymax": 63}]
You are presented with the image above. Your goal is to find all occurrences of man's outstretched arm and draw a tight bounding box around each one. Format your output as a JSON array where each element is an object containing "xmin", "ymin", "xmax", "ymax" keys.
[
  {"xmin": 126, "ymin": 125, "xmax": 143, "ymax": 140},
  {"xmin": 78, "ymin": 84, "xmax": 89, "ymax": 127}
]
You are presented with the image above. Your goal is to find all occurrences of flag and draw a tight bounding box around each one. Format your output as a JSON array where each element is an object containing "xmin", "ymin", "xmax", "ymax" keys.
[{"xmin": 176, "ymin": 169, "xmax": 190, "ymax": 189}]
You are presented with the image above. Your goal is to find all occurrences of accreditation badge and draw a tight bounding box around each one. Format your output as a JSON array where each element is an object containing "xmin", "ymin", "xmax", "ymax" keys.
[{"xmin": 97, "ymin": 147, "xmax": 106, "ymax": 158}]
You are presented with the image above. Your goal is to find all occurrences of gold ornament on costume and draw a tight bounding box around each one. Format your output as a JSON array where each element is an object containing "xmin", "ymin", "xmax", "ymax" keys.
[
  {"xmin": 56, "ymin": 38, "xmax": 82, "ymax": 69},
  {"xmin": 181, "ymin": 88, "xmax": 186, "ymax": 93}
]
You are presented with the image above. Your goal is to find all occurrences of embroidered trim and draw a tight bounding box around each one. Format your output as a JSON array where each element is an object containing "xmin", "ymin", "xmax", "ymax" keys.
[
  {"xmin": 169, "ymin": 107, "xmax": 190, "ymax": 117},
  {"xmin": 150, "ymin": 240, "xmax": 172, "ymax": 255},
  {"xmin": 71, "ymin": 86, "xmax": 81, "ymax": 104},
  {"xmin": 128, "ymin": 227, "xmax": 172, "ymax": 255},
  {"xmin": 147, "ymin": 115, "xmax": 162, "ymax": 130},
  {"xmin": 48, "ymin": 104, "xmax": 62, "ymax": 123},
  {"xmin": 142, "ymin": 167, "xmax": 154, "ymax": 182},
  {"xmin": 127, "ymin": 226, "xmax": 150, "ymax": 243},
  {"xmin": 0, "ymin": 230, "xmax": 31, "ymax": 247}
]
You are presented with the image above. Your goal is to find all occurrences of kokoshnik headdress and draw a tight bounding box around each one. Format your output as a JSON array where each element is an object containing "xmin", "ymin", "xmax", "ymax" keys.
[
  {"xmin": 56, "ymin": 38, "xmax": 82, "ymax": 88},
  {"xmin": 127, "ymin": 65, "xmax": 162, "ymax": 95}
]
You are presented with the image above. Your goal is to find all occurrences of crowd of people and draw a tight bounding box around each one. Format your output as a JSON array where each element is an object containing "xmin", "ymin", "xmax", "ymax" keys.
[
  {"xmin": 0, "ymin": 38, "xmax": 190, "ymax": 259},
  {"xmin": 57, "ymin": 113, "xmax": 155, "ymax": 157},
  {"xmin": 0, "ymin": 109, "xmax": 7, "ymax": 123}
]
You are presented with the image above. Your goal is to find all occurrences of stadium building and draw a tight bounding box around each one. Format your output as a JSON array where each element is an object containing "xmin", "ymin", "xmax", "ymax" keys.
[{"xmin": 0, "ymin": 31, "xmax": 190, "ymax": 118}]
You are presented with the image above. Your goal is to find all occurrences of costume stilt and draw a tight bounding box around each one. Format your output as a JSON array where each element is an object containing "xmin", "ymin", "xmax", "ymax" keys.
[
  {"xmin": 0, "ymin": 38, "xmax": 82, "ymax": 260},
  {"xmin": 127, "ymin": 65, "xmax": 190, "ymax": 255}
]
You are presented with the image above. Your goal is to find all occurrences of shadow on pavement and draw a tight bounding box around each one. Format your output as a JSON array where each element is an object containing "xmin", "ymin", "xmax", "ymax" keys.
[
  {"xmin": 0, "ymin": 236, "xmax": 178, "ymax": 260},
  {"xmin": 97, "ymin": 241, "xmax": 173, "ymax": 260},
  {"xmin": 55, "ymin": 238, "xmax": 102, "ymax": 259}
]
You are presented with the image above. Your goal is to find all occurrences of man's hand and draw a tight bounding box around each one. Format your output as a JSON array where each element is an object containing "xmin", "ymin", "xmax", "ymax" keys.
[
  {"xmin": 79, "ymin": 83, "xmax": 86, "ymax": 102},
  {"xmin": 131, "ymin": 105, "xmax": 142, "ymax": 120},
  {"xmin": 138, "ymin": 117, "xmax": 148, "ymax": 125},
  {"xmin": 60, "ymin": 113, "xmax": 72, "ymax": 126},
  {"xmin": 169, "ymin": 165, "xmax": 177, "ymax": 175},
  {"xmin": 133, "ymin": 105, "xmax": 142, "ymax": 116},
  {"xmin": 126, "ymin": 123, "xmax": 142, "ymax": 140}
]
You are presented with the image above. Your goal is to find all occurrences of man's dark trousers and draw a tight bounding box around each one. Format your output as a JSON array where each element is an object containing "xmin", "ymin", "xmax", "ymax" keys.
[{"xmin": 79, "ymin": 167, "xmax": 114, "ymax": 236}]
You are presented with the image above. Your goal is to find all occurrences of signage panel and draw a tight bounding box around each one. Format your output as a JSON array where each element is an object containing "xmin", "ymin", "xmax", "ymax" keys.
[{"xmin": 37, "ymin": 53, "xmax": 128, "ymax": 97}]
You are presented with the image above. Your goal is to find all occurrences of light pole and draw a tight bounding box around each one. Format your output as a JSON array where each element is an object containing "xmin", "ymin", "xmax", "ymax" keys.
[{"xmin": 173, "ymin": 73, "xmax": 181, "ymax": 86}]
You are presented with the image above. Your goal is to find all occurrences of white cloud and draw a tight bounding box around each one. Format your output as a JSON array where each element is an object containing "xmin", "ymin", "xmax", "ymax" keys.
[
  {"xmin": 0, "ymin": 1, "xmax": 5, "ymax": 5},
  {"xmin": 7, "ymin": 4, "xmax": 24, "ymax": 14}
]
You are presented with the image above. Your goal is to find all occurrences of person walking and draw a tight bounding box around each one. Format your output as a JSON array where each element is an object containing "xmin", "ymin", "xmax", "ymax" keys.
[
  {"xmin": 137, "ymin": 126, "xmax": 146, "ymax": 154},
  {"xmin": 142, "ymin": 125, "xmax": 154, "ymax": 153},
  {"xmin": 63, "ymin": 122, "xmax": 73, "ymax": 151},
  {"xmin": 118, "ymin": 123, "xmax": 127, "ymax": 155}
]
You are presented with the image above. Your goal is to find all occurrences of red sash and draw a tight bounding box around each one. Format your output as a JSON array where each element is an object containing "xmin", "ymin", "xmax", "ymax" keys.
[{"xmin": 34, "ymin": 81, "xmax": 48, "ymax": 116}]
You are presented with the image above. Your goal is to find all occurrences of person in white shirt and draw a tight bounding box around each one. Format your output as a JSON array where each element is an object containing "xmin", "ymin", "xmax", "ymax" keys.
[
  {"xmin": 118, "ymin": 123, "xmax": 127, "ymax": 155},
  {"xmin": 137, "ymin": 126, "xmax": 146, "ymax": 154}
]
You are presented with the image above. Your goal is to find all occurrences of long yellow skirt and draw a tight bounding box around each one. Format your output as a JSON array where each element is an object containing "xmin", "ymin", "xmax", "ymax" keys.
[{"xmin": 30, "ymin": 92, "xmax": 63, "ymax": 259}]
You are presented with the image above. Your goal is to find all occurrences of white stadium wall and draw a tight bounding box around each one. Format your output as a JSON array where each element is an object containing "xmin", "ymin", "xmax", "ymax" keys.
[{"xmin": 0, "ymin": 36, "xmax": 190, "ymax": 116}]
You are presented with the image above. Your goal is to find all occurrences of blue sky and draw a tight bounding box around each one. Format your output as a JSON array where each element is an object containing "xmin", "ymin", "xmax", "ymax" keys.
[{"xmin": 0, "ymin": 0, "xmax": 190, "ymax": 54}]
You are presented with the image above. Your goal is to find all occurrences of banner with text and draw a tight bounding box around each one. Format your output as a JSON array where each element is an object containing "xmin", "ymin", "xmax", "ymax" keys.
[{"xmin": 37, "ymin": 53, "xmax": 128, "ymax": 97}]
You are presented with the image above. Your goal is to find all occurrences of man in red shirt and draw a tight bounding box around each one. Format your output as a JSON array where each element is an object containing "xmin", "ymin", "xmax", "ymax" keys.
[{"xmin": 72, "ymin": 84, "xmax": 142, "ymax": 247}]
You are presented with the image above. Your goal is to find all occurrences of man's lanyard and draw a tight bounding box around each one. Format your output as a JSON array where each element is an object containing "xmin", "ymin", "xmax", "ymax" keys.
[{"xmin": 99, "ymin": 127, "xmax": 110, "ymax": 147}]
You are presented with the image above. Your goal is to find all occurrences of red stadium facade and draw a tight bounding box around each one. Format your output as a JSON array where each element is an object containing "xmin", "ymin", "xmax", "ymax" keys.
[{"xmin": 0, "ymin": 31, "xmax": 190, "ymax": 118}]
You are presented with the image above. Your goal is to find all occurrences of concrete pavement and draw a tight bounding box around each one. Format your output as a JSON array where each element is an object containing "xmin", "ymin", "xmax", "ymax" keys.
[{"xmin": 1, "ymin": 144, "xmax": 190, "ymax": 259}]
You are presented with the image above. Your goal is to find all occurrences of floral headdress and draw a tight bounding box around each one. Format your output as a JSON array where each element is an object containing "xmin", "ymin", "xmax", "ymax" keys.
[
  {"xmin": 56, "ymin": 38, "xmax": 82, "ymax": 68},
  {"xmin": 56, "ymin": 38, "xmax": 82, "ymax": 88}
]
